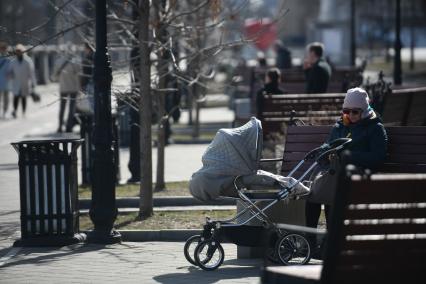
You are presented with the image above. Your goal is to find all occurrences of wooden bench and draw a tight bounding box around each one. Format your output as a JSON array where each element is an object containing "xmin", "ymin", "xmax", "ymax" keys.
[
  {"xmin": 259, "ymin": 93, "xmax": 345, "ymax": 138},
  {"xmin": 381, "ymin": 87, "xmax": 426, "ymax": 126},
  {"xmin": 262, "ymin": 171, "xmax": 426, "ymax": 284},
  {"xmin": 281, "ymin": 125, "xmax": 426, "ymax": 176},
  {"xmin": 275, "ymin": 125, "xmax": 426, "ymax": 230},
  {"xmin": 238, "ymin": 125, "xmax": 426, "ymax": 259}
]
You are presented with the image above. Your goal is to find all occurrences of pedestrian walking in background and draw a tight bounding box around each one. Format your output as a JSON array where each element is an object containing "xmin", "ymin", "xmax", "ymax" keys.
[
  {"xmin": 0, "ymin": 41, "xmax": 11, "ymax": 118},
  {"xmin": 303, "ymin": 42, "xmax": 331, "ymax": 94},
  {"xmin": 8, "ymin": 44, "xmax": 36, "ymax": 118},
  {"xmin": 53, "ymin": 51, "xmax": 81, "ymax": 133}
]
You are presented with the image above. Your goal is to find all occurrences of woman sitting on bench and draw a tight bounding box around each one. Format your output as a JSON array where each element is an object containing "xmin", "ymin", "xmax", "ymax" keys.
[{"xmin": 306, "ymin": 87, "xmax": 388, "ymax": 257}]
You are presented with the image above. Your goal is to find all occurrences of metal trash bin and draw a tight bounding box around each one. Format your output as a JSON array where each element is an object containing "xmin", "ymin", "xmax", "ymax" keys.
[
  {"xmin": 78, "ymin": 113, "xmax": 121, "ymax": 185},
  {"xmin": 11, "ymin": 137, "xmax": 86, "ymax": 246}
]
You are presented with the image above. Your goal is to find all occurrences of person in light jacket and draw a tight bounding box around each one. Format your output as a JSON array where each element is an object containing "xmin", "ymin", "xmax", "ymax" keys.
[
  {"xmin": 53, "ymin": 54, "xmax": 81, "ymax": 133},
  {"xmin": 8, "ymin": 44, "xmax": 36, "ymax": 118},
  {"xmin": 0, "ymin": 42, "xmax": 11, "ymax": 118}
]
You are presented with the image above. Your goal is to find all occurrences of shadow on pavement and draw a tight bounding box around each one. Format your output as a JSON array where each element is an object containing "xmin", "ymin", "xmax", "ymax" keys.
[
  {"xmin": 0, "ymin": 163, "xmax": 19, "ymax": 171},
  {"xmin": 154, "ymin": 266, "xmax": 260, "ymax": 284},
  {"xmin": 154, "ymin": 261, "xmax": 261, "ymax": 284},
  {"xmin": 0, "ymin": 243, "xmax": 147, "ymax": 269}
]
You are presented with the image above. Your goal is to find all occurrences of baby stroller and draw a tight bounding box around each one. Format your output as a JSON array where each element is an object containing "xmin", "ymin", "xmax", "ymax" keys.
[{"xmin": 185, "ymin": 117, "xmax": 351, "ymax": 270}]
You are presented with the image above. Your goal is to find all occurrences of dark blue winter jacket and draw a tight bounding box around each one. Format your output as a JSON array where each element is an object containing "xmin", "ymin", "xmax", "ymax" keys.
[{"xmin": 328, "ymin": 113, "xmax": 388, "ymax": 171}]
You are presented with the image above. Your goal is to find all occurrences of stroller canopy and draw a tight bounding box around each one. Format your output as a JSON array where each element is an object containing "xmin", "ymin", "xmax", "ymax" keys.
[
  {"xmin": 202, "ymin": 117, "xmax": 262, "ymax": 176},
  {"xmin": 189, "ymin": 117, "xmax": 263, "ymax": 201}
]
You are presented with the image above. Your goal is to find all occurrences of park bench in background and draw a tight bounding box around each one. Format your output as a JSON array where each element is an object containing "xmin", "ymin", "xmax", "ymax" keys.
[
  {"xmin": 232, "ymin": 66, "xmax": 363, "ymax": 126},
  {"xmin": 244, "ymin": 86, "xmax": 426, "ymax": 138},
  {"xmin": 248, "ymin": 66, "xmax": 363, "ymax": 98},
  {"xmin": 259, "ymin": 93, "xmax": 345, "ymax": 138},
  {"xmin": 381, "ymin": 87, "xmax": 426, "ymax": 126},
  {"xmin": 262, "ymin": 170, "xmax": 426, "ymax": 284}
]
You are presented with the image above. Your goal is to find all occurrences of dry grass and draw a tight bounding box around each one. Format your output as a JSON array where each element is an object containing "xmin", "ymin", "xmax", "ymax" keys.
[
  {"xmin": 79, "ymin": 181, "xmax": 190, "ymax": 199},
  {"xmin": 79, "ymin": 210, "xmax": 236, "ymax": 230},
  {"xmin": 79, "ymin": 209, "xmax": 326, "ymax": 230}
]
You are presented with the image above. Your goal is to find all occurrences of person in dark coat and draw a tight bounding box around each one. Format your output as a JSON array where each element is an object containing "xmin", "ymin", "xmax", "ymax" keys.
[
  {"xmin": 80, "ymin": 43, "xmax": 94, "ymax": 93},
  {"xmin": 274, "ymin": 40, "xmax": 292, "ymax": 69},
  {"xmin": 306, "ymin": 87, "xmax": 388, "ymax": 257},
  {"xmin": 255, "ymin": 68, "xmax": 284, "ymax": 118},
  {"xmin": 303, "ymin": 42, "xmax": 331, "ymax": 94}
]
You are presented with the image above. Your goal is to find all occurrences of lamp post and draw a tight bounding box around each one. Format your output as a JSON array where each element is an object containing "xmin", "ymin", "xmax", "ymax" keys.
[
  {"xmin": 349, "ymin": 0, "xmax": 356, "ymax": 66},
  {"xmin": 393, "ymin": 0, "xmax": 402, "ymax": 85},
  {"xmin": 88, "ymin": 0, "xmax": 121, "ymax": 244}
]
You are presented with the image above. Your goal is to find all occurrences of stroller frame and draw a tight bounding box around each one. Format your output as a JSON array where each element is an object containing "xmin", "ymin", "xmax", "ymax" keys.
[{"xmin": 185, "ymin": 137, "xmax": 352, "ymax": 271}]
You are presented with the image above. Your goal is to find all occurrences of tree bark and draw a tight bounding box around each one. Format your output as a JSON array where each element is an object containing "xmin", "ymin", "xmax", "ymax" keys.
[{"xmin": 138, "ymin": 0, "xmax": 153, "ymax": 218}]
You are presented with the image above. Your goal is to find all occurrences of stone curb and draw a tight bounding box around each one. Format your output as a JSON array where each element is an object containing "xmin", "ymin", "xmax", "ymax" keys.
[
  {"xmin": 79, "ymin": 205, "xmax": 236, "ymax": 214},
  {"xmin": 116, "ymin": 229, "xmax": 201, "ymax": 242},
  {"xmin": 79, "ymin": 196, "xmax": 236, "ymax": 209}
]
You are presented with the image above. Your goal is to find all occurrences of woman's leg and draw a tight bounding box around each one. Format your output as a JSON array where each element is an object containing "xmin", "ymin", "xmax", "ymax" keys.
[
  {"xmin": 65, "ymin": 92, "xmax": 77, "ymax": 132},
  {"xmin": 305, "ymin": 201, "xmax": 322, "ymax": 251},
  {"xmin": 12, "ymin": 95, "xmax": 19, "ymax": 118},
  {"xmin": 305, "ymin": 201, "xmax": 322, "ymax": 228},
  {"xmin": 58, "ymin": 93, "xmax": 67, "ymax": 132},
  {"xmin": 22, "ymin": 96, "xmax": 27, "ymax": 114}
]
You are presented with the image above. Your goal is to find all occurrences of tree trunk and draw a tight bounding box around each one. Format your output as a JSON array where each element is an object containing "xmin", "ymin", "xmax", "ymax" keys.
[
  {"xmin": 191, "ymin": 5, "xmax": 203, "ymax": 138},
  {"xmin": 154, "ymin": 0, "xmax": 167, "ymax": 192},
  {"xmin": 192, "ymin": 84, "xmax": 200, "ymax": 138},
  {"xmin": 138, "ymin": 0, "xmax": 153, "ymax": 218}
]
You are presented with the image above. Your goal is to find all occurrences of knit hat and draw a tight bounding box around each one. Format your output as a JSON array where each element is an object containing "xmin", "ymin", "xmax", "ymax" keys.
[
  {"xmin": 343, "ymin": 87, "xmax": 370, "ymax": 110},
  {"xmin": 15, "ymin": 44, "xmax": 25, "ymax": 52}
]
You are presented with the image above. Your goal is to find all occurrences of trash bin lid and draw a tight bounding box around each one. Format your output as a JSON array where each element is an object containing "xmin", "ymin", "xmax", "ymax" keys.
[
  {"xmin": 11, "ymin": 135, "xmax": 83, "ymax": 151},
  {"xmin": 12, "ymin": 135, "xmax": 82, "ymax": 145}
]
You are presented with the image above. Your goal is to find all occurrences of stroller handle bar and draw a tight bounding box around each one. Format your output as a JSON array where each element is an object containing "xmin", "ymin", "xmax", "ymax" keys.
[
  {"xmin": 303, "ymin": 138, "xmax": 352, "ymax": 161},
  {"xmin": 286, "ymin": 138, "xmax": 352, "ymax": 186},
  {"xmin": 316, "ymin": 138, "xmax": 352, "ymax": 162}
]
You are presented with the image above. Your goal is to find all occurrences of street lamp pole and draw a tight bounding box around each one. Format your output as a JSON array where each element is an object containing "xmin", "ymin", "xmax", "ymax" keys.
[
  {"xmin": 88, "ymin": 0, "xmax": 121, "ymax": 244},
  {"xmin": 393, "ymin": 0, "xmax": 402, "ymax": 85},
  {"xmin": 350, "ymin": 0, "xmax": 356, "ymax": 66}
]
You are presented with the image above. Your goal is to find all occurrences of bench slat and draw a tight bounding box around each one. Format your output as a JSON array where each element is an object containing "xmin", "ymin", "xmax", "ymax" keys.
[
  {"xmin": 379, "ymin": 163, "xmax": 426, "ymax": 173},
  {"xmin": 333, "ymin": 267, "xmax": 424, "ymax": 284},
  {"xmin": 337, "ymin": 250, "xmax": 426, "ymax": 266},
  {"xmin": 388, "ymin": 144, "xmax": 426, "ymax": 154},
  {"xmin": 347, "ymin": 179, "xmax": 426, "ymax": 203},
  {"xmin": 286, "ymin": 126, "xmax": 332, "ymax": 134},
  {"xmin": 284, "ymin": 143, "xmax": 327, "ymax": 152},
  {"xmin": 388, "ymin": 135, "xmax": 426, "ymax": 144},
  {"xmin": 345, "ymin": 207, "xmax": 426, "ymax": 219},
  {"xmin": 343, "ymin": 223, "xmax": 426, "ymax": 235},
  {"xmin": 342, "ymin": 238, "xmax": 426, "ymax": 250}
]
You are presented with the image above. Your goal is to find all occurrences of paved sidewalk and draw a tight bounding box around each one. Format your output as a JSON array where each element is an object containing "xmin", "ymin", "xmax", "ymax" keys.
[{"xmin": 0, "ymin": 242, "xmax": 261, "ymax": 284}]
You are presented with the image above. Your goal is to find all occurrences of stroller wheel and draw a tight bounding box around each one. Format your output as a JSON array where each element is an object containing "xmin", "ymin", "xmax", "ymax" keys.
[
  {"xmin": 194, "ymin": 240, "xmax": 225, "ymax": 271},
  {"xmin": 276, "ymin": 233, "xmax": 311, "ymax": 265},
  {"xmin": 184, "ymin": 235, "xmax": 202, "ymax": 265}
]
